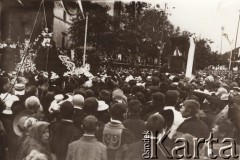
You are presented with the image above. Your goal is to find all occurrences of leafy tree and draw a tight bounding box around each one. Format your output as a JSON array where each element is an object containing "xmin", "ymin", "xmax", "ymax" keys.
[{"xmin": 69, "ymin": 2, "xmax": 113, "ymax": 53}]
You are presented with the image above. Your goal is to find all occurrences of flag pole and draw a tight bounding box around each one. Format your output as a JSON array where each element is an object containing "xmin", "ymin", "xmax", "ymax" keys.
[
  {"xmin": 234, "ymin": 11, "xmax": 240, "ymax": 49},
  {"xmin": 229, "ymin": 40, "xmax": 233, "ymax": 70},
  {"xmin": 83, "ymin": 13, "xmax": 88, "ymax": 66},
  {"xmin": 159, "ymin": 3, "xmax": 167, "ymax": 71},
  {"xmin": 229, "ymin": 47, "xmax": 233, "ymax": 70}
]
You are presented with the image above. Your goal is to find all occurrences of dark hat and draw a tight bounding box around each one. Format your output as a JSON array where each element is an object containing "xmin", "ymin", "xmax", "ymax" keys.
[
  {"xmin": 83, "ymin": 97, "xmax": 98, "ymax": 115},
  {"xmin": 60, "ymin": 101, "xmax": 74, "ymax": 116}
]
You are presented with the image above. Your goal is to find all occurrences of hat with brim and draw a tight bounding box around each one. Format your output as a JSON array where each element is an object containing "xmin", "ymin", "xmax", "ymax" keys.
[
  {"xmin": 13, "ymin": 110, "xmax": 33, "ymax": 137},
  {"xmin": 14, "ymin": 83, "xmax": 25, "ymax": 96},
  {"xmin": 2, "ymin": 106, "xmax": 12, "ymax": 115},
  {"xmin": 98, "ymin": 101, "xmax": 109, "ymax": 111}
]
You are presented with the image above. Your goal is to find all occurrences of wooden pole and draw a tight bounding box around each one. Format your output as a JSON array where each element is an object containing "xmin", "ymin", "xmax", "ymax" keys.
[{"xmin": 83, "ymin": 13, "xmax": 88, "ymax": 66}]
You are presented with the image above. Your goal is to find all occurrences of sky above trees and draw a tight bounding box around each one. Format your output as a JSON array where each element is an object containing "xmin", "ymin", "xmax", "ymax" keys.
[{"xmin": 119, "ymin": 0, "xmax": 240, "ymax": 54}]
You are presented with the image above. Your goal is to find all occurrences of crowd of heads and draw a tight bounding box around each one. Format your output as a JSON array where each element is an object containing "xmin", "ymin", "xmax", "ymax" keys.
[{"xmin": 0, "ymin": 66, "xmax": 239, "ymax": 159}]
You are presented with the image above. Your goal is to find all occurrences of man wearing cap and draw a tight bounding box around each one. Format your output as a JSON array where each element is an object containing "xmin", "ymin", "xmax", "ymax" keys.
[{"xmin": 50, "ymin": 101, "xmax": 82, "ymax": 160}]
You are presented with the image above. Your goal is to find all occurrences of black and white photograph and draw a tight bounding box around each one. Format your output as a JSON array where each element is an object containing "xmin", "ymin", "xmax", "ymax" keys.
[{"xmin": 0, "ymin": 0, "xmax": 240, "ymax": 159}]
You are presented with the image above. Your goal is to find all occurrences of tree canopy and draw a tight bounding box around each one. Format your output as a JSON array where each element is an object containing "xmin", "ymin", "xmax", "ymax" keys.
[{"xmin": 69, "ymin": 1, "xmax": 228, "ymax": 70}]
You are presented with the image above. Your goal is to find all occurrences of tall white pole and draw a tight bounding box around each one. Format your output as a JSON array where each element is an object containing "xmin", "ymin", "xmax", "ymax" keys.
[
  {"xmin": 83, "ymin": 13, "xmax": 88, "ymax": 66},
  {"xmin": 220, "ymin": 27, "xmax": 224, "ymax": 54},
  {"xmin": 185, "ymin": 36, "xmax": 196, "ymax": 78}
]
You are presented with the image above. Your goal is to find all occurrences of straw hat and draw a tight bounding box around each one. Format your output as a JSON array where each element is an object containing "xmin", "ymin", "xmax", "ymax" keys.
[{"xmin": 13, "ymin": 110, "xmax": 36, "ymax": 136}]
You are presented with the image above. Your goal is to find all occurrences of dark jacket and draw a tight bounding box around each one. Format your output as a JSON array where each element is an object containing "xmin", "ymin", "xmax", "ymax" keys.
[
  {"xmin": 177, "ymin": 116, "xmax": 210, "ymax": 139},
  {"xmin": 124, "ymin": 140, "xmax": 169, "ymax": 160},
  {"xmin": 123, "ymin": 115, "xmax": 146, "ymax": 142},
  {"xmin": 72, "ymin": 108, "xmax": 85, "ymax": 129},
  {"xmin": 49, "ymin": 120, "xmax": 82, "ymax": 160}
]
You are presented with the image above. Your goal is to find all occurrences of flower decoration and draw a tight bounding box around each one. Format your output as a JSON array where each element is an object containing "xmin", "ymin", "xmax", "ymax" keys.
[
  {"xmin": 24, "ymin": 117, "xmax": 38, "ymax": 130},
  {"xmin": 35, "ymin": 28, "xmax": 53, "ymax": 47},
  {"xmin": 0, "ymin": 42, "xmax": 17, "ymax": 48},
  {"xmin": 50, "ymin": 71, "xmax": 60, "ymax": 81}
]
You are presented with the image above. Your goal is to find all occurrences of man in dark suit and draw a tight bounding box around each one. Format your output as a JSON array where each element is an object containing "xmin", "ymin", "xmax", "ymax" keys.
[
  {"xmin": 50, "ymin": 101, "xmax": 82, "ymax": 160},
  {"xmin": 124, "ymin": 113, "xmax": 170, "ymax": 160},
  {"xmin": 123, "ymin": 100, "xmax": 146, "ymax": 142}
]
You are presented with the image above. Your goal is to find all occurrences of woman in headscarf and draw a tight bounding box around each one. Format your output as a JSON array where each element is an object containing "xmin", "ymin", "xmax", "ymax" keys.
[{"xmin": 15, "ymin": 121, "xmax": 53, "ymax": 160}]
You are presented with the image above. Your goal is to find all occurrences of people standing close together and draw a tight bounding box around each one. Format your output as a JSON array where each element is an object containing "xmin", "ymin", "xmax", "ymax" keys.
[{"xmin": 0, "ymin": 70, "xmax": 240, "ymax": 160}]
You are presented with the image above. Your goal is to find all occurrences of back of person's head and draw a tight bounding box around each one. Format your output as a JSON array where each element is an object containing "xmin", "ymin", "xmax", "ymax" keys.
[
  {"xmin": 110, "ymin": 103, "xmax": 127, "ymax": 121},
  {"xmin": 99, "ymin": 90, "xmax": 110, "ymax": 103},
  {"xmin": 112, "ymin": 88, "xmax": 124, "ymax": 99},
  {"xmin": 83, "ymin": 97, "xmax": 98, "ymax": 116},
  {"xmin": 165, "ymin": 90, "xmax": 179, "ymax": 106},
  {"xmin": 25, "ymin": 96, "xmax": 43, "ymax": 113},
  {"xmin": 159, "ymin": 82, "xmax": 169, "ymax": 94},
  {"xmin": 182, "ymin": 100, "xmax": 200, "ymax": 117},
  {"xmin": 74, "ymin": 88, "xmax": 86, "ymax": 98},
  {"xmin": 64, "ymin": 83, "xmax": 75, "ymax": 94},
  {"xmin": 187, "ymin": 95, "xmax": 199, "ymax": 102},
  {"xmin": 128, "ymin": 100, "xmax": 142, "ymax": 114},
  {"xmin": 132, "ymin": 85, "xmax": 144, "ymax": 94},
  {"xmin": 146, "ymin": 113, "xmax": 165, "ymax": 133},
  {"xmin": 121, "ymin": 83, "xmax": 131, "ymax": 95},
  {"xmin": 60, "ymin": 101, "xmax": 74, "ymax": 119},
  {"xmin": 152, "ymin": 76, "xmax": 160, "ymax": 86},
  {"xmin": 72, "ymin": 94, "xmax": 84, "ymax": 108},
  {"xmin": 85, "ymin": 89, "xmax": 95, "ymax": 98},
  {"xmin": 25, "ymin": 85, "xmax": 38, "ymax": 98},
  {"xmin": 135, "ymin": 92, "xmax": 146, "ymax": 104},
  {"xmin": 152, "ymin": 92, "xmax": 165, "ymax": 105},
  {"xmin": 178, "ymin": 90, "xmax": 189, "ymax": 102},
  {"xmin": 82, "ymin": 115, "xmax": 98, "ymax": 133},
  {"xmin": 11, "ymin": 101, "xmax": 25, "ymax": 116}
]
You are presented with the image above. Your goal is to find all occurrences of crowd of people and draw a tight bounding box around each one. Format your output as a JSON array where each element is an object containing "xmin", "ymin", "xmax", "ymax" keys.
[{"xmin": 0, "ymin": 65, "xmax": 240, "ymax": 160}]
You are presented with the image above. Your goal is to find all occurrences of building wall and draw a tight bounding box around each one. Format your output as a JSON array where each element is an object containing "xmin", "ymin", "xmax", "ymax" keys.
[
  {"xmin": 53, "ymin": 1, "xmax": 72, "ymax": 49},
  {"xmin": 0, "ymin": 1, "xmax": 53, "ymax": 42},
  {"xmin": 52, "ymin": 1, "xmax": 117, "ymax": 49}
]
